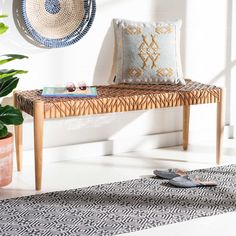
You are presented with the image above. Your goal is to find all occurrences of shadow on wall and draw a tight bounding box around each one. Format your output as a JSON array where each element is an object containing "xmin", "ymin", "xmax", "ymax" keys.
[
  {"xmin": 151, "ymin": 0, "xmax": 188, "ymax": 134},
  {"xmin": 151, "ymin": 0, "xmax": 187, "ymax": 76},
  {"xmin": 151, "ymin": 0, "xmax": 235, "ymax": 129},
  {"xmin": 93, "ymin": 24, "xmax": 114, "ymax": 85},
  {"xmin": 208, "ymin": 0, "xmax": 234, "ymax": 126},
  {"xmin": 92, "ymin": 0, "xmax": 188, "ymax": 141},
  {"xmin": 208, "ymin": 0, "xmax": 233, "ymax": 84},
  {"xmin": 93, "ymin": 0, "xmax": 188, "ymax": 86}
]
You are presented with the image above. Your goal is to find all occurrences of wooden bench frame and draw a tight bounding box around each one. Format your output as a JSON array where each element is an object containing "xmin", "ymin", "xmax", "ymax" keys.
[{"xmin": 13, "ymin": 81, "xmax": 224, "ymax": 191}]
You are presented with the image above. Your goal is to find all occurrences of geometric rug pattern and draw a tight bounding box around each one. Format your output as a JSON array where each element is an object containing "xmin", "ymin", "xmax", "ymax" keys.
[{"xmin": 0, "ymin": 165, "xmax": 236, "ymax": 235}]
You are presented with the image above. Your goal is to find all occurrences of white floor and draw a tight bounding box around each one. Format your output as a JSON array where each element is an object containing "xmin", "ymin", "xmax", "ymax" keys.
[{"xmin": 1, "ymin": 141, "xmax": 236, "ymax": 236}]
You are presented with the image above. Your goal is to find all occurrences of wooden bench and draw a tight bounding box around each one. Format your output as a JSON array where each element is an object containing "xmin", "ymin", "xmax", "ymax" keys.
[{"xmin": 14, "ymin": 80, "xmax": 224, "ymax": 191}]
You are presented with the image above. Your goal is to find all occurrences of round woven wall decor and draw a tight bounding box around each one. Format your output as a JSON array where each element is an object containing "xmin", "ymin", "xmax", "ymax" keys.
[{"xmin": 21, "ymin": 0, "xmax": 96, "ymax": 48}]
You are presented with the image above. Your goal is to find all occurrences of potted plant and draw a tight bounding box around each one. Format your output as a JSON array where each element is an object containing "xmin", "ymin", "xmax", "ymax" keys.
[{"xmin": 0, "ymin": 15, "xmax": 28, "ymax": 187}]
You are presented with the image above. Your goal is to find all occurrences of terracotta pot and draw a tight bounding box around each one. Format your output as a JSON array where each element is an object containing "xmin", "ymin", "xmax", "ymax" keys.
[{"xmin": 0, "ymin": 133, "xmax": 13, "ymax": 187}]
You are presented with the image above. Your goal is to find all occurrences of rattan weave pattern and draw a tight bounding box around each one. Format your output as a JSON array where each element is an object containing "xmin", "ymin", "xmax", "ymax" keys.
[{"xmin": 15, "ymin": 80, "xmax": 222, "ymax": 119}]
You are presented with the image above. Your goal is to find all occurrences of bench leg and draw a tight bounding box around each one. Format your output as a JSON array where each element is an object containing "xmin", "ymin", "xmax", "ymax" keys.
[
  {"xmin": 183, "ymin": 105, "xmax": 190, "ymax": 151},
  {"xmin": 216, "ymin": 93, "xmax": 224, "ymax": 165},
  {"xmin": 14, "ymin": 92, "xmax": 23, "ymax": 172},
  {"xmin": 33, "ymin": 101, "xmax": 44, "ymax": 191},
  {"xmin": 14, "ymin": 124, "xmax": 23, "ymax": 172}
]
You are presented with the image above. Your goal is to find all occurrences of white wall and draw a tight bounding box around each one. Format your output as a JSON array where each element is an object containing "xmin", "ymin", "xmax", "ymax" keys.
[
  {"xmin": 185, "ymin": 0, "xmax": 236, "ymax": 140},
  {"xmin": 230, "ymin": 0, "xmax": 236, "ymax": 137},
  {"xmin": 0, "ymin": 0, "xmax": 235, "ymax": 153}
]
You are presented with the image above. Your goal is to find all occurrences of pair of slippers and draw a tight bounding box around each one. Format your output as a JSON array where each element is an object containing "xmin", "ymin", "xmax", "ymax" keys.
[{"xmin": 153, "ymin": 168, "xmax": 217, "ymax": 188}]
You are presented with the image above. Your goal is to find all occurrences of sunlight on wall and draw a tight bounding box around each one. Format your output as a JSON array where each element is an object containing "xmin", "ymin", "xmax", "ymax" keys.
[
  {"xmin": 0, "ymin": 0, "xmax": 154, "ymax": 88},
  {"xmin": 185, "ymin": 0, "xmax": 227, "ymax": 86},
  {"xmin": 184, "ymin": 0, "xmax": 236, "ymax": 140},
  {"xmin": 0, "ymin": 0, "xmax": 235, "ymax": 148},
  {"xmin": 0, "ymin": 0, "xmax": 184, "ymax": 149},
  {"xmin": 230, "ymin": 0, "xmax": 236, "ymax": 131}
]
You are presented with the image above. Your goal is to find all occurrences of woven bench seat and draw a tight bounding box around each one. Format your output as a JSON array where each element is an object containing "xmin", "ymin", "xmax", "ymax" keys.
[
  {"xmin": 16, "ymin": 80, "xmax": 221, "ymax": 119},
  {"xmin": 13, "ymin": 79, "xmax": 224, "ymax": 190}
]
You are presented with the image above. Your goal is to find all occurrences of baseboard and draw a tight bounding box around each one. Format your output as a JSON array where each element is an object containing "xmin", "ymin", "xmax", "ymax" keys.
[
  {"xmin": 225, "ymin": 125, "xmax": 234, "ymax": 139},
  {"xmin": 21, "ymin": 131, "xmax": 182, "ymax": 164},
  {"xmin": 188, "ymin": 125, "xmax": 233, "ymax": 146}
]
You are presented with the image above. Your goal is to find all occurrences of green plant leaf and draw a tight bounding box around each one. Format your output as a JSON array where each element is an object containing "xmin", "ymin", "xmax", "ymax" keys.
[
  {"xmin": 0, "ymin": 54, "xmax": 29, "ymax": 65},
  {"xmin": 0, "ymin": 122, "xmax": 8, "ymax": 138},
  {"xmin": 3, "ymin": 54, "xmax": 28, "ymax": 59},
  {"xmin": 0, "ymin": 15, "xmax": 8, "ymax": 18},
  {"xmin": 0, "ymin": 69, "xmax": 28, "ymax": 79},
  {"xmin": 0, "ymin": 22, "xmax": 8, "ymax": 35},
  {"xmin": 0, "ymin": 76, "xmax": 19, "ymax": 97},
  {"xmin": 0, "ymin": 105, "xmax": 23, "ymax": 125}
]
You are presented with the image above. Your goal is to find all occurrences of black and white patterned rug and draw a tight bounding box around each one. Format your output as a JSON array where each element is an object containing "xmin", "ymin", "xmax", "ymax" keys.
[{"xmin": 1, "ymin": 165, "xmax": 236, "ymax": 236}]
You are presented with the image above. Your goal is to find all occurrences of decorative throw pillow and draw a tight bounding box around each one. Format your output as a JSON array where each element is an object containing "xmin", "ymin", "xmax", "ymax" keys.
[{"xmin": 112, "ymin": 19, "xmax": 185, "ymax": 85}]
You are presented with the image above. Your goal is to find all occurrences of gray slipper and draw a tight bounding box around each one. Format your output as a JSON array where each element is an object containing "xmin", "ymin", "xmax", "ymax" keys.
[
  {"xmin": 169, "ymin": 175, "xmax": 217, "ymax": 188},
  {"xmin": 153, "ymin": 168, "xmax": 187, "ymax": 180}
]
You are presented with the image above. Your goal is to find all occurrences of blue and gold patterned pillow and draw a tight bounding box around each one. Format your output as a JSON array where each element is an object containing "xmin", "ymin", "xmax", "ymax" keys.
[{"xmin": 112, "ymin": 19, "xmax": 185, "ymax": 85}]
